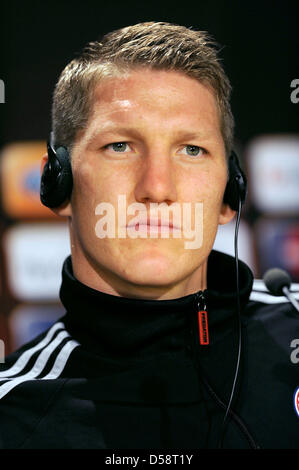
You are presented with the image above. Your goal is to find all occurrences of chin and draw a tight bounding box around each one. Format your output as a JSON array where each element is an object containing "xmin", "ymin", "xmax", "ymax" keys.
[{"xmin": 120, "ymin": 255, "xmax": 182, "ymax": 287}]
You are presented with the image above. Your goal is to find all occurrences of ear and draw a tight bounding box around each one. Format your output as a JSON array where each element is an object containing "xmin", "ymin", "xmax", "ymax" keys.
[
  {"xmin": 218, "ymin": 201, "xmax": 236, "ymax": 226},
  {"xmin": 41, "ymin": 154, "xmax": 48, "ymax": 174},
  {"xmin": 40, "ymin": 154, "xmax": 72, "ymax": 217}
]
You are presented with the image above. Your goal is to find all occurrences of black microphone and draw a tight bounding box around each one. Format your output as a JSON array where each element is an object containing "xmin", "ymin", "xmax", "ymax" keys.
[{"xmin": 263, "ymin": 268, "xmax": 299, "ymax": 313}]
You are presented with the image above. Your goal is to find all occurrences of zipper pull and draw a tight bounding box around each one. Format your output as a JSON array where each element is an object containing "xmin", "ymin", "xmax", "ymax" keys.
[{"xmin": 196, "ymin": 291, "xmax": 209, "ymax": 346}]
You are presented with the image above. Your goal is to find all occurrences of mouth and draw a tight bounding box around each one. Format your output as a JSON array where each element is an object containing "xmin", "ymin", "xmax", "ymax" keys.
[{"xmin": 126, "ymin": 219, "xmax": 180, "ymax": 231}]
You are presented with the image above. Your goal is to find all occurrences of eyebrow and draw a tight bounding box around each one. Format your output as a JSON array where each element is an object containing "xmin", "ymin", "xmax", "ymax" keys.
[
  {"xmin": 87, "ymin": 127, "xmax": 144, "ymax": 144},
  {"xmin": 87, "ymin": 126, "xmax": 215, "ymax": 145}
]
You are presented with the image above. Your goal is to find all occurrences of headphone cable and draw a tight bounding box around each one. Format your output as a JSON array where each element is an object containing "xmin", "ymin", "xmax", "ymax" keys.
[{"xmin": 218, "ymin": 196, "xmax": 242, "ymax": 448}]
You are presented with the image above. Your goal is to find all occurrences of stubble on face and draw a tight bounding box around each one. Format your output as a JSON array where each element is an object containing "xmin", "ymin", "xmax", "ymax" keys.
[{"xmin": 67, "ymin": 68, "xmax": 232, "ymax": 299}]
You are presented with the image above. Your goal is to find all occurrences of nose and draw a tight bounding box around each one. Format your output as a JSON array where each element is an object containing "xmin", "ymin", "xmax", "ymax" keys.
[{"xmin": 134, "ymin": 150, "xmax": 178, "ymax": 205}]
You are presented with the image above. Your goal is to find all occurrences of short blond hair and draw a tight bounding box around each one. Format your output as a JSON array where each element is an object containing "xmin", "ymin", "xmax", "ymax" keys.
[{"xmin": 52, "ymin": 21, "xmax": 234, "ymax": 158}]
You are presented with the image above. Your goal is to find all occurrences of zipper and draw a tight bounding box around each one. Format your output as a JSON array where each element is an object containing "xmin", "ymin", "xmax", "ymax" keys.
[
  {"xmin": 192, "ymin": 290, "xmax": 261, "ymax": 449},
  {"xmin": 195, "ymin": 291, "xmax": 209, "ymax": 346}
]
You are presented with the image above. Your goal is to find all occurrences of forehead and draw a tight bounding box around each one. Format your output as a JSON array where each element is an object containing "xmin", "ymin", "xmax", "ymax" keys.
[{"xmin": 87, "ymin": 68, "xmax": 222, "ymax": 135}]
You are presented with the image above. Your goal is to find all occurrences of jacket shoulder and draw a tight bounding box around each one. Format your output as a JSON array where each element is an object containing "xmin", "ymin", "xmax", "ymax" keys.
[
  {"xmin": 244, "ymin": 277, "xmax": 299, "ymax": 369},
  {"xmin": 0, "ymin": 319, "xmax": 79, "ymax": 448}
]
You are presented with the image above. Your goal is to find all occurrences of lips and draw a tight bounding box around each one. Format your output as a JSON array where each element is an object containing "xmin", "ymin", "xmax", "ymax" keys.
[{"xmin": 126, "ymin": 217, "xmax": 179, "ymax": 230}]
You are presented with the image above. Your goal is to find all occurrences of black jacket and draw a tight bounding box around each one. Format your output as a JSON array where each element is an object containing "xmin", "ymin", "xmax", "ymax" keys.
[{"xmin": 0, "ymin": 250, "xmax": 298, "ymax": 449}]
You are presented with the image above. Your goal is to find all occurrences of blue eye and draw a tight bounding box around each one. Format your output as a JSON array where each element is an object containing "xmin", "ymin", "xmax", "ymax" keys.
[
  {"xmin": 110, "ymin": 142, "xmax": 128, "ymax": 152},
  {"xmin": 185, "ymin": 145, "xmax": 202, "ymax": 156},
  {"xmin": 180, "ymin": 145, "xmax": 208, "ymax": 158}
]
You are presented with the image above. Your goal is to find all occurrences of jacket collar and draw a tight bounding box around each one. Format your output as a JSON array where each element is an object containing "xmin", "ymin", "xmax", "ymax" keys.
[{"xmin": 59, "ymin": 250, "xmax": 253, "ymax": 358}]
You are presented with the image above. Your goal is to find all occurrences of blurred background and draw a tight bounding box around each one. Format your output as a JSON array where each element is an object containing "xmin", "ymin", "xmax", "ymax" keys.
[{"xmin": 0, "ymin": 0, "xmax": 298, "ymax": 355}]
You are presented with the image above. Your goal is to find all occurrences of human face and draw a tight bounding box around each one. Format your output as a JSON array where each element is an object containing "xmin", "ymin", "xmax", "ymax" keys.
[{"xmin": 60, "ymin": 68, "xmax": 235, "ymax": 299}]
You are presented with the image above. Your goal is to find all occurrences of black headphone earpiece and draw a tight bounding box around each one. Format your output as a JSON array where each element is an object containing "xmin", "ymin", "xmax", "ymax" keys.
[
  {"xmin": 223, "ymin": 150, "xmax": 247, "ymax": 211},
  {"xmin": 40, "ymin": 135, "xmax": 247, "ymax": 211},
  {"xmin": 40, "ymin": 133, "xmax": 73, "ymax": 208}
]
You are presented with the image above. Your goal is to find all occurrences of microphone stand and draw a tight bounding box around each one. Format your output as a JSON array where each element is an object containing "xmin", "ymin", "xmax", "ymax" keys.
[{"xmin": 282, "ymin": 286, "xmax": 299, "ymax": 313}]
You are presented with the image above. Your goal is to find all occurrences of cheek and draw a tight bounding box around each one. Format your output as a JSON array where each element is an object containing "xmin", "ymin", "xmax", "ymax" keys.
[
  {"xmin": 74, "ymin": 163, "xmax": 93, "ymax": 194},
  {"xmin": 70, "ymin": 160, "xmax": 133, "ymax": 240},
  {"xmin": 184, "ymin": 167, "xmax": 226, "ymax": 206},
  {"xmin": 185, "ymin": 169, "xmax": 227, "ymax": 237},
  {"xmin": 72, "ymin": 160, "xmax": 111, "ymax": 207},
  {"xmin": 70, "ymin": 161, "xmax": 103, "ymax": 234}
]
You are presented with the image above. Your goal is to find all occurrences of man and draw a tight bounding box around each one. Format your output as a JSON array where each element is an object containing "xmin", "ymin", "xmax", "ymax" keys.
[{"xmin": 0, "ymin": 22, "xmax": 298, "ymax": 449}]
